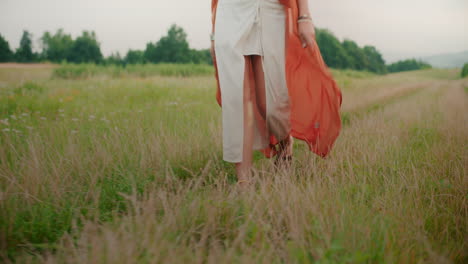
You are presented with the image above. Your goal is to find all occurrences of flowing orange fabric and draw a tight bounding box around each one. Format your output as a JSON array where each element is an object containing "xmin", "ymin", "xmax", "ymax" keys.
[{"xmin": 211, "ymin": 0, "xmax": 343, "ymax": 158}]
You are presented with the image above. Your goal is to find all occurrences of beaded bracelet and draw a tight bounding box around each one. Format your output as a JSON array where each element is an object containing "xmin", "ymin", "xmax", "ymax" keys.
[
  {"xmin": 298, "ymin": 14, "xmax": 312, "ymax": 20},
  {"xmin": 298, "ymin": 14, "xmax": 313, "ymax": 24}
]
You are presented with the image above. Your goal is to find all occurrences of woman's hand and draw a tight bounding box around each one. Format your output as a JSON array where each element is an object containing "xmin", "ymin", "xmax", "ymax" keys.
[
  {"xmin": 298, "ymin": 21, "xmax": 316, "ymax": 49},
  {"xmin": 210, "ymin": 39, "xmax": 215, "ymax": 60}
]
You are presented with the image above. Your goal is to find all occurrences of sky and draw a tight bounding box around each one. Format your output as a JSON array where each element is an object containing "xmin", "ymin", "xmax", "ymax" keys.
[{"xmin": 0, "ymin": 0, "xmax": 467, "ymax": 63}]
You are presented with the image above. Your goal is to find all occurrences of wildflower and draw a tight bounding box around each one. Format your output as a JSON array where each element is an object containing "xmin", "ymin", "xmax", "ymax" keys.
[
  {"xmin": 71, "ymin": 130, "xmax": 78, "ymax": 134},
  {"xmin": 89, "ymin": 115, "xmax": 95, "ymax": 119},
  {"xmin": 10, "ymin": 115, "xmax": 17, "ymax": 120},
  {"xmin": 21, "ymin": 113, "xmax": 29, "ymax": 117},
  {"xmin": 40, "ymin": 117, "xmax": 46, "ymax": 120},
  {"xmin": 72, "ymin": 118, "xmax": 79, "ymax": 122},
  {"xmin": 0, "ymin": 119, "xmax": 9, "ymax": 126},
  {"xmin": 2, "ymin": 128, "xmax": 10, "ymax": 132},
  {"xmin": 58, "ymin": 109, "xmax": 65, "ymax": 113},
  {"xmin": 12, "ymin": 129, "xmax": 21, "ymax": 134},
  {"xmin": 26, "ymin": 126, "xmax": 34, "ymax": 130},
  {"xmin": 59, "ymin": 113, "xmax": 65, "ymax": 117}
]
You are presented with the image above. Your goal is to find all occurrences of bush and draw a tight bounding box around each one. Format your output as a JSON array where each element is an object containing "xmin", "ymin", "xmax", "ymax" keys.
[
  {"xmin": 387, "ymin": 59, "xmax": 432, "ymax": 73},
  {"xmin": 461, "ymin": 63, "xmax": 468, "ymax": 78}
]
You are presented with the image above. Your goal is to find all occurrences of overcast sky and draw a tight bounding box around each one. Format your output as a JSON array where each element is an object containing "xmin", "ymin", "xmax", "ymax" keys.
[{"xmin": 1, "ymin": 0, "xmax": 467, "ymax": 63}]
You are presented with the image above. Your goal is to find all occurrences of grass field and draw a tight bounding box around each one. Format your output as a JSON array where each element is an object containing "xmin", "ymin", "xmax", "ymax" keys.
[{"xmin": 0, "ymin": 64, "xmax": 467, "ymax": 263}]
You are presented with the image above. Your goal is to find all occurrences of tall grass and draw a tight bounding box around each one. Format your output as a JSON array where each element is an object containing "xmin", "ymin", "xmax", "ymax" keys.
[
  {"xmin": 52, "ymin": 63, "xmax": 215, "ymax": 79},
  {"xmin": 0, "ymin": 65, "xmax": 466, "ymax": 263}
]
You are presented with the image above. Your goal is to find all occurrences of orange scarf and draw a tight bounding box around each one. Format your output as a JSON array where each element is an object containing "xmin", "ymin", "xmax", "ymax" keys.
[{"xmin": 211, "ymin": 0, "xmax": 343, "ymax": 158}]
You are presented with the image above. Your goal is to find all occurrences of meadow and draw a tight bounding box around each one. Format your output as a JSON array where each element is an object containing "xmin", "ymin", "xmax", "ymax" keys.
[{"xmin": 0, "ymin": 63, "xmax": 466, "ymax": 263}]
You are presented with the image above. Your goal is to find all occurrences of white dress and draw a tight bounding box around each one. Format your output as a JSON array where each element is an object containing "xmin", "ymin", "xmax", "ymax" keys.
[{"xmin": 214, "ymin": 0, "xmax": 291, "ymax": 163}]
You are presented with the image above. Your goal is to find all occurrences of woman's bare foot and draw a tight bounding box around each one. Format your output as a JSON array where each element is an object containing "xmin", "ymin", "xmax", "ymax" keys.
[
  {"xmin": 237, "ymin": 179, "xmax": 252, "ymax": 188},
  {"xmin": 235, "ymin": 164, "xmax": 252, "ymax": 188},
  {"xmin": 274, "ymin": 135, "xmax": 294, "ymax": 169}
]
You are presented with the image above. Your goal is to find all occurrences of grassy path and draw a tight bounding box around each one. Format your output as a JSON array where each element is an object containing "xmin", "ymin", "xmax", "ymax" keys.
[{"xmin": 0, "ymin": 66, "xmax": 466, "ymax": 263}]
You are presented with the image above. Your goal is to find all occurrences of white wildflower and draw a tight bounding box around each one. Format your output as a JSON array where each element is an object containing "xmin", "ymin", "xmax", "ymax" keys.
[
  {"xmin": 2, "ymin": 128, "xmax": 10, "ymax": 132},
  {"xmin": 40, "ymin": 117, "xmax": 46, "ymax": 120},
  {"xmin": 0, "ymin": 119, "xmax": 9, "ymax": 126}
]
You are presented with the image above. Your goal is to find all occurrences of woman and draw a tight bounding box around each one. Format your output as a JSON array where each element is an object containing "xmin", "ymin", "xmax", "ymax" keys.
[{"xmin": 211, "ymin": 0, "xmax": 343, "ymax": 186}]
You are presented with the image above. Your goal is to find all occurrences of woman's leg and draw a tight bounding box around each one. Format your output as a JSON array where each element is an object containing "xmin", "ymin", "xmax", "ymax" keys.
[
  {"xmin": 235, "ymin": 56, "xmax": 255, "ymax": 185},
  {"xmin": 235, "ymin": 55, "xmax": 293, "ymax": 183},
  {"xmin": 251, "ymin": 56, "xmax": 293, "ymax": 160},
  {"xmin": 251, "ymin": 56, "xmax": 267, "ymax": 120}
]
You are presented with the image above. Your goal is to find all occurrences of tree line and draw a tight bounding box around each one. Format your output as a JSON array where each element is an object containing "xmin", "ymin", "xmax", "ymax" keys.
[
  {"xmin": 0, "ymin": 25, "xmax": 211, "ymax": 66},
  {"xmin": 0, "ymin": 24, "xmax": 431, "ymax": 74}
]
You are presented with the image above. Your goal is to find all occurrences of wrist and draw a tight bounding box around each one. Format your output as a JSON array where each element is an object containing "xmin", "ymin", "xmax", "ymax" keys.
[{"xmin": 297, "ymin": 18, "xmax": 313, "ymax": 24}]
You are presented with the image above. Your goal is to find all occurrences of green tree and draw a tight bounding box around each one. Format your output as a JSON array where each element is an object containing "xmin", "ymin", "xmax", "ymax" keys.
[
  {"xmin": 40, "ymin": 29, "xmax": 73, "ymax": 62},
  {"xmin": 315, "ymin": 28, "xmax": 352, "ymax": 69},
  {"xmin": 15, "ymin": 30, "xmax": 36, "ymax": 62},
  {"xmin": 461, "ymin": 63, "xmax": 468, "ymax": 78},
  {"xmin": 342, "ymin": 39, "xmax": 367, "ymax": 70},
  {"xmin": 125, "ymin": 49, "xmax": 145, "ymax": 64},
  {"xmin": 189, "ymin": 49, "xmax": 212, "ymax": 65},
  {"xmin": 144, "ymin": 42, "xmax": 158, "ymax": 63},
  {"xmin": 68, "ymin": 31, "xmax": 103, "ymax": 63},
  {"xmin": 362, "ymin": 45, "xmax": 387, "ymax": 74},
  {"xmin": 0, "ymin": 34, "xmax": 13, "ymax": 62},
  {"xmin": 145, "ymin": 24, "xmax": 191, "ymax": 63}
]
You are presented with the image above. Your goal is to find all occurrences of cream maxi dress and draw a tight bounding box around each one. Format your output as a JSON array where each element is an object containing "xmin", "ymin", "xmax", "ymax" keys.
[{"xmin": 214, "ymin": 0, "xmax": 291, "ymax": 163}]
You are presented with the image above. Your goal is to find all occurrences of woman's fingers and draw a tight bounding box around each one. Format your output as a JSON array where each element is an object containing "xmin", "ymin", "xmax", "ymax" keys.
[
  {"xmin": 300, "ymin": 34, "xmax": 314, "ymax": 49},
  {"xmin": 298, "ymin": 22, "xmax": 316, "ymax": 49},
  {"xmin": 305, "ymin": 34, "xmax": 314, "ymax": 50},
  {"xmin": 300, "ymin": 34, "xmax": 307, "ymax": 48}
]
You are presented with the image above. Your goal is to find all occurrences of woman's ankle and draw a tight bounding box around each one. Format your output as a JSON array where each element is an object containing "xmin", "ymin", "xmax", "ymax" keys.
[{"xmin": 278, "ymin": 135, "xmax": 293, "ymax": 156}]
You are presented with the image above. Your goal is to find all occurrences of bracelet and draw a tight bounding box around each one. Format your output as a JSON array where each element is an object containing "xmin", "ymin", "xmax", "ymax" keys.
[
  {"xmin": 298, "ymin": 14, "xmax": 311, "ymax": 20},
  {"xmin": 210, "ymin": 33, "xmax": 215, "ymax": 41}
]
